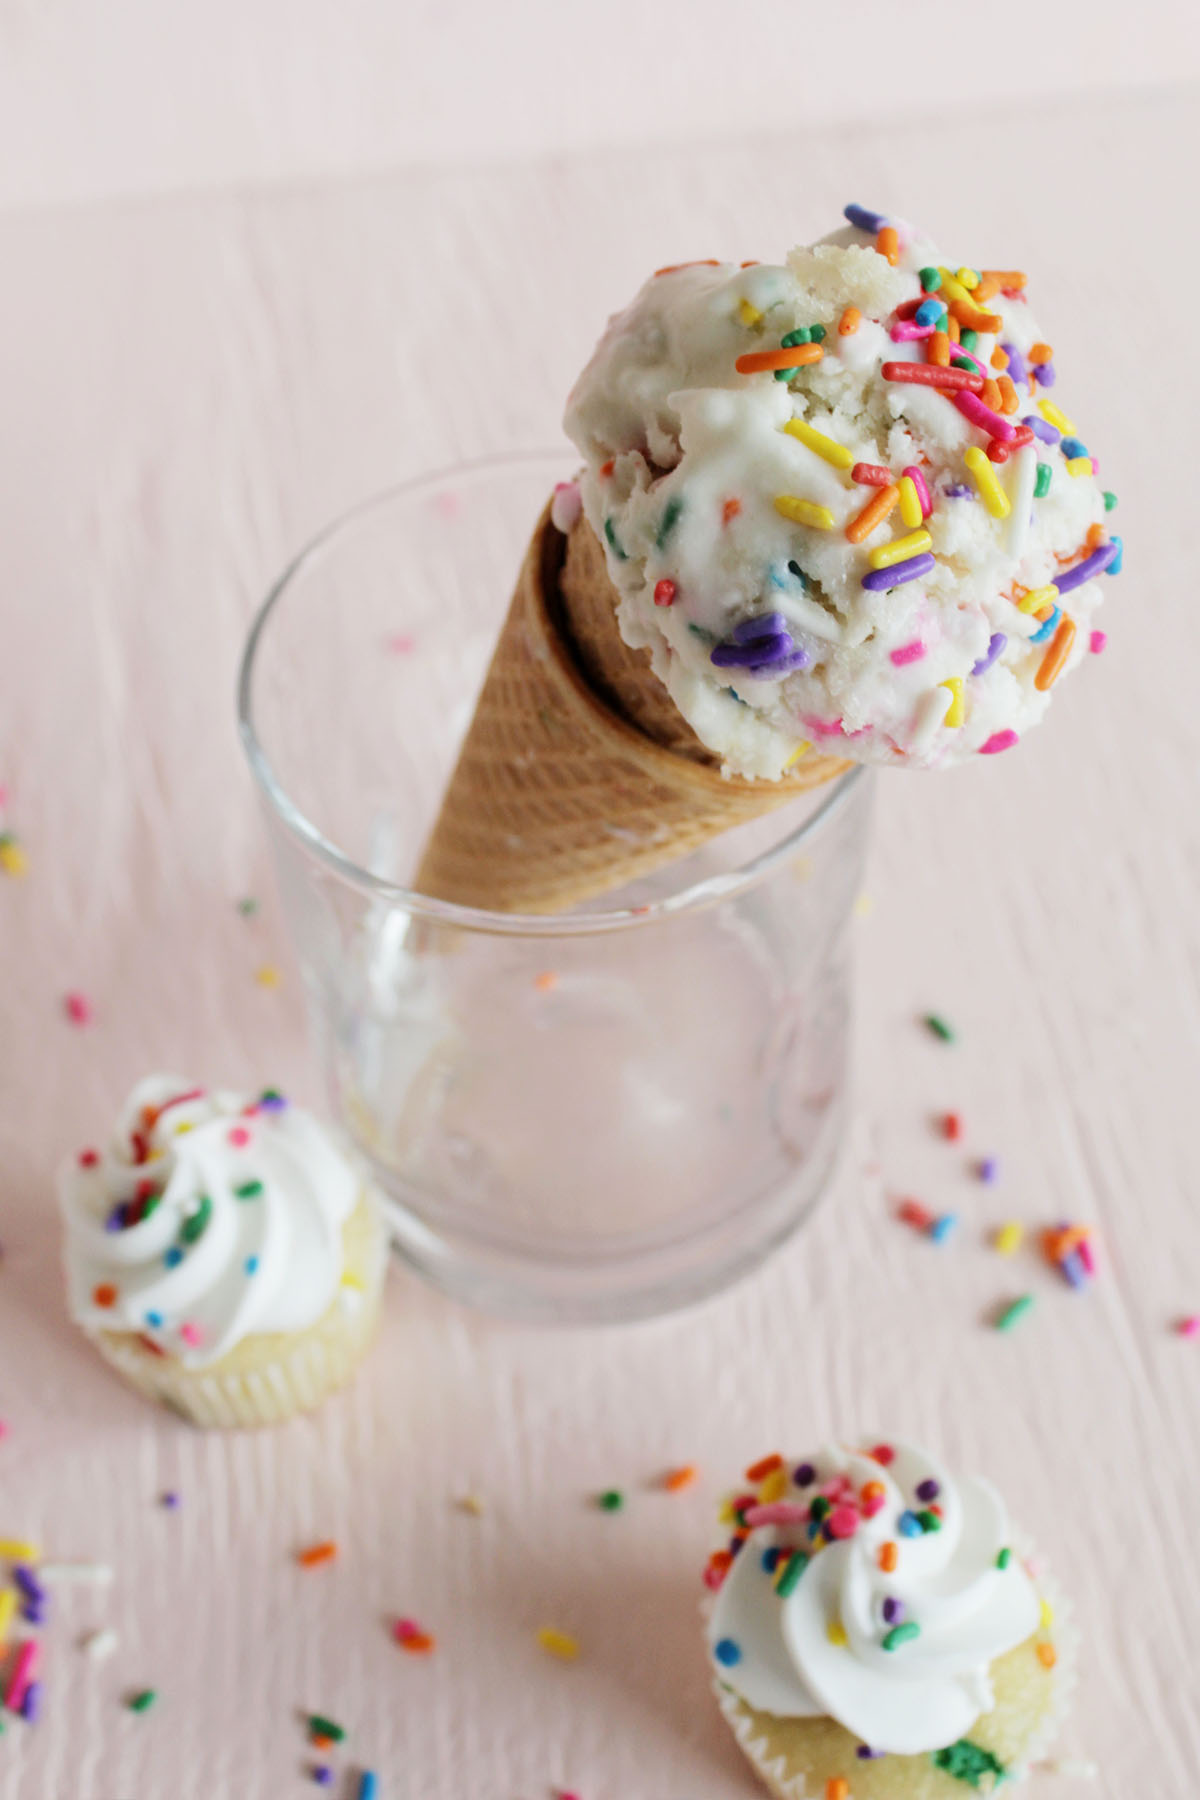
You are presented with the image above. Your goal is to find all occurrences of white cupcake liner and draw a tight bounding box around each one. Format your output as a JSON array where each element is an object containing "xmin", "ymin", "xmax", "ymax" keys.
[
  {"xmin": 702, "ymin": 1524, "xmax": 1077, "ymax": 1799},
  {"xmin": 84, "ymin": 1188, "xmax": 388, "ymax": 1429}
]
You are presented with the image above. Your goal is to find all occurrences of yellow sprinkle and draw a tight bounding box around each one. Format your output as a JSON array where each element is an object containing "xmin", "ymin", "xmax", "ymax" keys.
[
  {"xmin": 1018, "ymin": 583, "xmax": 1058, "ymax": 615},
  {"xmin": 340, "ymin": 1272, "xmax": 365, "ymax": 1291},
  {"xmin": 956, "ymin": 267, "xmax": 980, "ymax": 290},
  {"xmin": 0, "ymin": 841, "xmax": 29, "ymax": 876},
  {"xmin": 938, "ymin": 268, "xmax": 970, "ymax": 304},
  {"xmin": 782, "ymin": 418, "xmax": 854, "ymax": 471},
  {"xmin": 963, "ymin": 446, "xmax": 1011, "ymax": 519},
  {"xmin": 896, "ymin": 475, "xmax": 923, "ymax": 529},
  {"xmin": 173, "ymin": 1121, "xmax": 194, "ymax": 1135},
  {"xmin": 774, "ymin": 495, "xmax": 836, "ymax": 531},
  {"xmin": 0, "ymin": 1541, "xmax": 39, "ymax": 1561},
  {"xmin": 1040, "ymin": 1598, "xmax": 1055, "ymax": 1630},
  {"xmin": 941, "ymin": 677, "xmax": 965, "ymax": 729},
  {"xmin": 758, "ymin": 1468, "xmax": 789, "ymax": 1505},
  {"xmin": 147, "ymin": 1147, "xmax": 167, "ymax": 1160},
  {"xmin": 717, "ymin": 1498, "xmax": 738, "ymax": 1527},
  {"xmin": 738, "ymin": 297, "xmax": 763, "ymax": 328},
  {"xmin": 537, "ymin": 1626, "xmax": 580, "ymax": 1661},
  {"xmin": 994, "ymin": 1222, "xmax": 1025, "ymax": 1256},
  {"xmin": 1066, "ymin": 456, "xmax": 1093, "ymax": 477},
  {"xmin": 1039, "ymin": 399, "xmax": 1076, "ymax": 434},
  {"xmin": 826, "ymin": 1619, "xmax": 848, "ymax": 1647},
  {"xmin": 853, "ymin": 893, "xmax": 874, "ymax": 919},
  {"xmin": 0, "ymin": 1587, "xmax": 17, "ymax": 1649},
  {"xmin": 869, "ymin": 528, "xmax": 932, "ymax": 570},
  {"xmin": 456, "ymin": 1492, "xmax": 485, "ymax": 1517},
  {"xmin": 783, "ymin": 741, "xmax": 812, "ymax": 770},
  {"xmin": 255, "ymin": 964, "xmax": 282, "ymax": 989}
]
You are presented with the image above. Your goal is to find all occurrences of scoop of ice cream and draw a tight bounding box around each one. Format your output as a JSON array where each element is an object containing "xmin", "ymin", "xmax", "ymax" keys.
[
  {"xmin": 705, "ymin": 1440, "xmax": 1041, "ymax": 1756},
  {"xmin": 564, "ymin": 208, "xmax": 1121, "ymax": 777}
]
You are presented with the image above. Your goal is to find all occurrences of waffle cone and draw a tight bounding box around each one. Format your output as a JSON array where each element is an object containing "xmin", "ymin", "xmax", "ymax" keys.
[{"xmin": 413, "ymin": 504, "xmax": 848, "ymax": 913}]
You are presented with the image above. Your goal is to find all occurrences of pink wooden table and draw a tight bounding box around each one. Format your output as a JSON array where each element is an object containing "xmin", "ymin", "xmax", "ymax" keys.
[{"xmin": 2, "ymin": 87, "xmax": 1198, "ymax": 1798}]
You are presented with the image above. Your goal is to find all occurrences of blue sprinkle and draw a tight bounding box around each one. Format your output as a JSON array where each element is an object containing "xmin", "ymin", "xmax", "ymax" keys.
[
  {"xmin": 914, "ymin": 298, "xmax": 944, "ymax": 328},
  {"xmin": 761, "ymin": 1546, "xmax": 781, "ymax": 1574},
  {"xmin": 1030, "ymin": 606, "xmax": 1060, "ymax": 645},
  {"xmin": 898, "ymin": 1510, "xmax": 923, "ymax": 1539},
  {"xmin": 844, "ymin": 203, "xmax": 889, "ymax": 234},
  {"xmin": 714, "ymin": 1637, "xmax": 743, "ymax": 1667},
  {"xmin": 244, "ymin": 1255, "xmax": 259, "ymax": 1276},
  {"xmin": 1060, "ymin": 436, "xmax": 1088, "ymax": 460},
  {"xmin": 163, "ymin": 1246, "xmax": 183, "ymax": 1269},
  {"xmin": 145, "ymin": 1309, "xmax": 164, "ymax": 1328},
  {"xmin": 357, "ymin": 1775, "xmax": 379, "ymax": 1800},
  {"xmin": 1107, "ymin": 534, "xmax": 1123, "ymax": 576},
  {"xmin": 930, "ymin": 1213, "xmax": 958, "ymax": 1244},
  {"xmin": 943, "ymin": 483, "xmax": 974, "ymax": 499}
]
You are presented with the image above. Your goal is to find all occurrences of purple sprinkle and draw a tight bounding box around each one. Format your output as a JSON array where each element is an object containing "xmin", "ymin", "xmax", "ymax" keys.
[
  {"xmin": 1022, "ymin": 414, "xmax": 1060, "ymax": 446},
  {"xmin": 882, "ymin": 1597, "xmax": 904, "ymax": 1624},
  {"xmin": 1051, "ymin": 540, "xmax": 1120, "ymax": 595},
  {"xmin": 1034, "ymin": 361, "xmax": 1056, "ymax": 387},
  {"xmin": 915, "ymin": 1478, "xmax": 940, "ymax": 1503},
  {"xmin": 313, "ymin": 1769, "xmax": 334, "ymax": 1788},
  {"xmin": 1061, "ymin": 1249, "xmax": 1089, "ymax": 1290},
  {"xmin": 857, "ymin": 1746, "xmax": 886, "ymax": 1760},
  {"xmin": 861, "ymin": 553, "xmax": 936, "ymax": 592},
  {"xmin": 711, "ymin": 632, "xmax": 793, "ymax": 669},
  {"xmin": 971, "ymin": 632, "xmax": 1006, "ymax": 677},
  {"xmin": 258, "ymin": 1092, "xmax": 288, "ymax": 1112},
  {"xmin": 14, "ymin": 1565, "xmax": 46, "ymax": 1605},
  {"xmin": 943, "ymin": 483, "xmax": 974, "ymax": 499},
  {"xmin": 21, "ymin": 1601, "xmax": 46, "ymax": 1626},
  {"xmin": 162, "ymin": 1491, "xmax": 180, "ymax": 1509},
  {"xmin": 844, "ymin": 203, "xmax": 888, "ymax": 234},
  {"xmin": 1001, "ymin": 342, "xmax": 1027, "ymax": 387},
  {"xmin": 20, "ymin": 1680, "xmax": 42, "ymax": 1723},
  {"xmin": 105, "ymin": 1202, "xmax": 127, "ymax": 1233},
  {"xmin": 979, "ymin": 1156, "xmax": 1000, "ymax": 1184},
  {"xmin": 794, "ymin": 1462, "xmax": 816, "ymax": 1487},
  {"xmin": 732, "ymin": 612, "xmax": 788, "ymax": 644}
]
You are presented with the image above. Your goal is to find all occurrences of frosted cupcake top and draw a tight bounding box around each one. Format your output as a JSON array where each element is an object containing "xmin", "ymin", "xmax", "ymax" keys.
[
  {"xmin": 60, "ymin": 1076, "xmax": 362, "ymax": 1369},
  {"xmin": 564, "ymin": 205, "xmax": 1120, "ymax": 777},
  {"xmin": 705, "ymin": 1440, "xmax": 1041, "ymax": 1756}
]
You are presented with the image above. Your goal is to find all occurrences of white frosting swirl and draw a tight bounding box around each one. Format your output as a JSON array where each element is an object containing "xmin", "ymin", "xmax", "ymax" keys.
[
  {"xmin": 60, "ymin": 1076, "xmax": 362, "ymax": 1368},
  {"xmin": 707, "ymin": 1441, "xmax": 1040, "ymax": 1755}
]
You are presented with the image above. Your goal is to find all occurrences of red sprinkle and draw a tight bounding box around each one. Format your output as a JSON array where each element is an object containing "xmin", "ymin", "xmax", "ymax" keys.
[
  {"xmin": 869, "ymin": 1444, "xmax": 895, "ymax": 1466},
  {"xmin": 882, "ymin": 362, "xmax": 985, "ymax": 393},
  {"xmin": 851, "ymin": 462, "xmax": 893, "ymax": 487},
  {"xmin": 93, "ymin": 1283, "xmax": 118, "ymax": 1308},
  {"xmin": 722, "ymin": 498, "xmax": 742, "ymax": 525},
  {"xmin": 899, "ymin": 1199, "xmax": 933, "ymax": 1230},
  {"xmin": 943, "ymin": 1112, "xmax": 963, "ymax": 1142},
  {"xmin": 653, "ymin": 579, "xmax": 676, "ymax": 607},
  {"xmin": 64, "ymin": 992, "xmax": 93, "ymax": 1026},
  {"xmin": 598, "ymin": 459, "xmax": 614, "ymax": 478},
  {"xmin": 78, "ymin": 1148, "xmax": 100, "ymax": 1168}
]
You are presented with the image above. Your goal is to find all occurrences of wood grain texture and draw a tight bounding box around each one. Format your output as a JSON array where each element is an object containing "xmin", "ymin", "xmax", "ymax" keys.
[{"xmin": 1, "ymin": 86, "xmax": 1198, "ymax": 1797}]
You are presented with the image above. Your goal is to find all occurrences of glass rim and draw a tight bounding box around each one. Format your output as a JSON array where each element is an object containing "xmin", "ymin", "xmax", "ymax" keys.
[{"xmin": 236, "ymin": 452, "xmax": 868, "ymax": 939}]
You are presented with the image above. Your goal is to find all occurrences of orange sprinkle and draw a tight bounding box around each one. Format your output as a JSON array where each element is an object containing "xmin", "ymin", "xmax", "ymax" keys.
[
  {"xmin": 1085, "ymin": 522, "xmax": 1106, "ymax": 550},
  {"xmin": 93, "ymin": 1283, "xmax": 118, "ymax": 1308},
  {"xmin": 598, "ymin": 459, "xmax": 614, "ymax": 479},
  {"xmin": 311, "ymin": 1735, "xmax": 334, "ymax": 1752},
  {"xmin": 663, "ymin": 1465, "xmax": 699, "ymax": 1493},
  {"xmin": 980, "ymin": 377, "xmax": 1003, "ymax": 411},
  {"xmin": 927, "ymin": 330, "xmax": 950, "ymax": 367},
  {"xmin": 1028, "ymin": 342, "xmax": 1054, "ymax": 365},
  {"xmin": 838, "ymin": 305, "xmax": 861, "ymax": 336},
  {"xmin": 654, "ymin": 259, "xmax": 720, "ymax": 277},
  {"xmin": 1037, "ymin": 1642, "xmax": 1057, "ymax": 1669},
  {"xmin": 973, "ymin": 275, "xmax": 1001, "ymax": 303},
  {"xmin": 735, "ymin": 343, "xmax": 823, "ymax": 375},
  {"xmin": 722, "ymin": 497, "xmax": 742, "ymax": 525},
  {"xmin": 1035, "ymin": 616, "xmax": 1077, "ymax": 692},
  {"xmin": 875, "ymin": 225, "xmax": 899, "ymax": 266},
  {"xmin": 533, "ymin": 971, "xmax": 558, "ymax": 993},
  {"xmin": 827, "ymin": 1780, "xmax": 850, "ymax": 1800},
  {"xmin": 950, "ymin": 298, "xmax": 1002, "ymax": 333},
  {"xmin": 708, "ymin": 1549, "xmax": 733, "ymax": 1576},
  {"xmin": 879, "ymin": 1541, "xmax": 898, "ymax": 1573},
  {"xmin": 947, "ymin": 313, "xmax": 961, "ymax": 343},
  {"xmin": 297, "ymin": 1541, "xmax": 338, "ymax": 1568},
  {"xmin": 1034, "ymin": 600, "xmax": 1057, "ymax": 623},
  {"xmin": 983, "ymin": 269, "xmax": 1027, "ymax": 290},
  {"xmin": 990, "ymin": 346, "xmax": 1009, "ymax": 370},
  {"xmin": 861, "ymin": 1481, "xmax": 885, "ymax": 1503},
  {"xmin": 745, "ymin": 1453, "xmax": 784, "ymax": 1482},
  {"xmin": 997, "ymin": 375, "xmax": 1019, "ymax": 415},
  {"xmin": 1010, "ymin": 581, "xmax": 1029, "ymax": 604},
  {"xmin": 400, "ymin": 1632, "xmax": 436, "ymax": 1654},
  {"xmin": 846, "ymin": 484, "xmax": 899, "ymax": 544}
]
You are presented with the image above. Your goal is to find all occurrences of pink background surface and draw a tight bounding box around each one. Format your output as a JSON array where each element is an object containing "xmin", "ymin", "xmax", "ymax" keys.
[{"xmin": 2, "ymin": 75, "xmax": 1199, "ymax": 1800}]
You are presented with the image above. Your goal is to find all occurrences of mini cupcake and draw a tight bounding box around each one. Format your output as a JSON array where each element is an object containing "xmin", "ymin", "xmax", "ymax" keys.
[
  {"xmin": 60, "ymin": 1076, "xmax": 388, "ymax": 1428},
  {"xmin": 704, "ymin": 1440, "xmax": 1072, "ymax": 1799}
]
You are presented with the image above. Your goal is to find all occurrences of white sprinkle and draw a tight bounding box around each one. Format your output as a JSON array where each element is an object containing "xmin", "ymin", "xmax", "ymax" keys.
[
  {"xmin": 81, "ymin": 1626, "xmax": 118, "ymax": 1661},
  {"xmin": 1005, "ymin": 443, "xmax": 1038, "ymax": 561},
  {"xmin": 40, "ymin": 1563, "xmax": 114, "ymax": 1586},
  {"xmin": 911, "ymin": 682, "xmax": 954, "ymax": 754}
]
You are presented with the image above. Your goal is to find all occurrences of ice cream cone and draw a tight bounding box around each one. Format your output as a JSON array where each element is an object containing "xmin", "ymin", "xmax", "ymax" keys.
[{"xmin": 412, "ymin": 504, "xmax": 848, "ymax": 913}]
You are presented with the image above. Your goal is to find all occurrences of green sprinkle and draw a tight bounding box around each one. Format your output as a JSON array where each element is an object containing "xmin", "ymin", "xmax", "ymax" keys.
[
  {"xmin": 960, "ymin": 329, "xmax": 979, "ymax": 351},
  {"xmin": 882, "ymin": 1621, "xmax": 921, "ymax": 1651},
  {"xmin": 234, "ymin": 1180, "xmax": 264, "ymax": 1200},
  {"xmin": 128, "ymin": 1689, "xmax": 157, "ymax": 1713},
  {"xmin": 918, "ymin": 1509, "xmax": 942, "ymax": 1534},
  {"xmin": 919, "ymin": 267, "xmax": 942, "ymax": 292},
  {"xmin": 1034, "ymin": 462, "xmax": 1052, "ymax": 499},
  {"xmin": 932, "ymin": 1739, "xmax": 1006, "ymax": 1787},
  {"xmin": 781, "ymin": 327, "xmax": 811, "ymax": 347},
  {"xmin": 809, "ymin": 1495, "xmax": 832, "ymax": 1522},
  {"xmin": 775, "ymin": 1551, "xmax": 809, "ymax": 1597},
  {"xmin": 259, "ymin": 1087, "xmax": 284, "ymax": 1104},
  {"xmin": 603, "ymin": 517, "xmax": 627, "ymax": 560},
  {"xmin": 597, "ymin": 1490, "xmax": 624, "ymax": 1512},
  {"xmin": 923, "ymin": 1013, "xmax": 955, "ymax": 1042},
  {"xmin": 995, "ymin": 1293, "xmax": 1035, "ymax": 1332},
  {"xmin": 808, "ymin": 324, "xmax": 827, "ymax": 343},
  {"xmin": 686, "ymin": 623, "xmax": 716, "ymax": 644},
  {"xmin": 656, "ymin": 494, "xmax": 684, "ymax": 549},
  {"xmin": 951, "ymin": 356, "xmax": 975, "ymax": 372},
  {"xmin": 996, "ymin": 1546, "xmax": 1012, "ymax": 1570},
  {"xmin": 1103, "ymin": 490, "xmax": 1118, "ymax": 511},
  {"xmin": 308, "ymin": 1713, "xmax": 346, "ymax": 1743},
  {"xmin": 237, "ymin": 896, "xmax": 259, "ymax": 917},
  {"xmin": 179, "ymin": 1195, "xmax": 212, "ymax": 1245},
  {"xmin": 773, "ymin": 366, "xmax": 799, "ymax": 382}
]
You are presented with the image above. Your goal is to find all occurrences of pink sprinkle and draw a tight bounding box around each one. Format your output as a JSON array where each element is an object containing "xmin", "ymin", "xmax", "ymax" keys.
[
  {"xmin": 228, "ymin": 1126, "xmax": 251, "ymax": 1148},
  {"xmin": 393, "ymin": 1617, "xmax": 421, "ymax": 1642},
  {"xmin": 801, "ymin": 715, "xmax": 847, "ymax": 740},
  {"xmin": 1077, "ymin": 1236, "xmax": 1097, "ymax": 1276},
  {"xmin": 891, "ymin": 322, "xmax": 934, "ymax": 342},
  {"xmin": 179, "ymin": 1322, "xmax": 203, "ymax": 1348},
  {"xmin": 1177, "ymin": 1316, "xmax": 1200, "ymax": 1339},
  {"xmin": 826, "ymin": 1504, "xmax": 860, "ymax": 1540},
  {"xmin": 980, "ymin": 729, "xmax": 1019, "ymax": 755},
  {"xmin": 386, "ymin": 633, "xmax": 416, "ymax": 655},
  {"xmin": 4, "ymin": 1639, "xmax": 39, "ymax": 1713},
  {"xmin": 64, "ymin": 991, "xmax": 93, "ymax": 1026},
  {"xmin": 702, "ymin": 1562, "xmax": 726, "ymax": 1590},
  {"xmin": 1089, "ymin": 630, "xmax": 1107, "ymax": 654},
  {"xmin": 862, "ymin": 1494, "xmax": 886, "ymax": 1519},
  {"xmin": 890, "ymin": 640, "xmax": 926, "ymax": 667},
  {"xmin": 79, "ymin": 1148, "xmax": 100, "ymax": 1167},
  {"xmin": 742, "ymin": 1501, "xmax": 810, "ymax": 1527},
  {"xmin": 955, "ymin": 391, "xmax": 1016, "ymax": 442},
  {"xmin": 902, "ymin": 465, "xmax": 933, "ymax": 517}
]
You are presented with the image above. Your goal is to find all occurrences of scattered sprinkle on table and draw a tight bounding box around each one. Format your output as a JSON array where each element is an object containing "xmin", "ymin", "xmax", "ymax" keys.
[
  {"xmin": 308, "ymin": 1713, "xmax": 346, "ymax": 1742},
  {"xmin": 662, "ymin": 1464, "xmax": 698, "ymax": 1492},
  {"xmin": 537, "ymin": 1626, "xmax": 580, "ymax": 1661},
  {"xmin": 82, "ymin": 1626, "xmax": 118, "ymax": 1661},
  {"xmin": 0, "ymin": 834, "xmax": 29, "ymax": 877},
  {"xmin": 64, "ymin": 991, "xmax": 93, "ymax": 1026},
  {"xmin": 39, "ymin": 1562, "xmax": 113, "ymax": 1585},
  {"xmin": 454, "ymin": 1492, "xmax": 485, "ymax": 1516},
  {"xmin": 596, "ymin": 1489, "xmax": 624, "ymax": 1512},
  {"xmin": 255, "ymin": 964, "xmax": 282, "ymax": 988},
  {"xmin": 993, "ymin": 1222, "xmax": 1024, "ymax": 1256},
  {"xmin": 297, "ymin": 1541, "xmax": 338, "ymax": 1568},
  {"xmin": 393, "ymin": 1618, "xmax": 436, "ymax": 1653},
  {"xmin": 533, "ymin": 971, "xmax": 558, "ymax": 993},
  {"xmin": 312, "ymin": 1769, "xmax": 333, "ymax": 1788},
  {"xmin": 994, "ymin": 1294, "xmax": 1035, "ymax": 1332},
  {"xmin": 127, "ymin": 1688, "xmax": 157, "ymax": 1713},
  {"xmin": 161, "ymin": 1491, "xmax": 179, "ymax": 1510},
  {"xmin": 941, "ymin": 1111, "xmax": 962, "ymax": 1141},
  {"xmin": 236, "ymin": 896, "xmax": 259, "ymax": 916},
  {"xmin": 0, "ymin": 1539, "xmax": 39, "ymax": 1560},
  {"xmin": 930, "ymin": 1213, "xmax": 958, "ymax": 1245},
  {"xmin": 1176, "ymin": 1316, "xmax": 1199, "ymax": 1338},
  {"xmin": 923, "ymin": 1013, "xmax": 955, "ymax": 1042},
  {"xmin": 357, "ymin": 1774, "xmax": 379, "ymax": 1800},
  {"xmin": 978, "ymin": 1156, "xmax": 1000, "ymax": 1184}
]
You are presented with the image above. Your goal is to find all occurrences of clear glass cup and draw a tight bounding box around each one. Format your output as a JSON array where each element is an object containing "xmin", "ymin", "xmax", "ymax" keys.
[{"xmin": 238, "ymin": 453, "xmax": 871, "ymax": 1323}]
